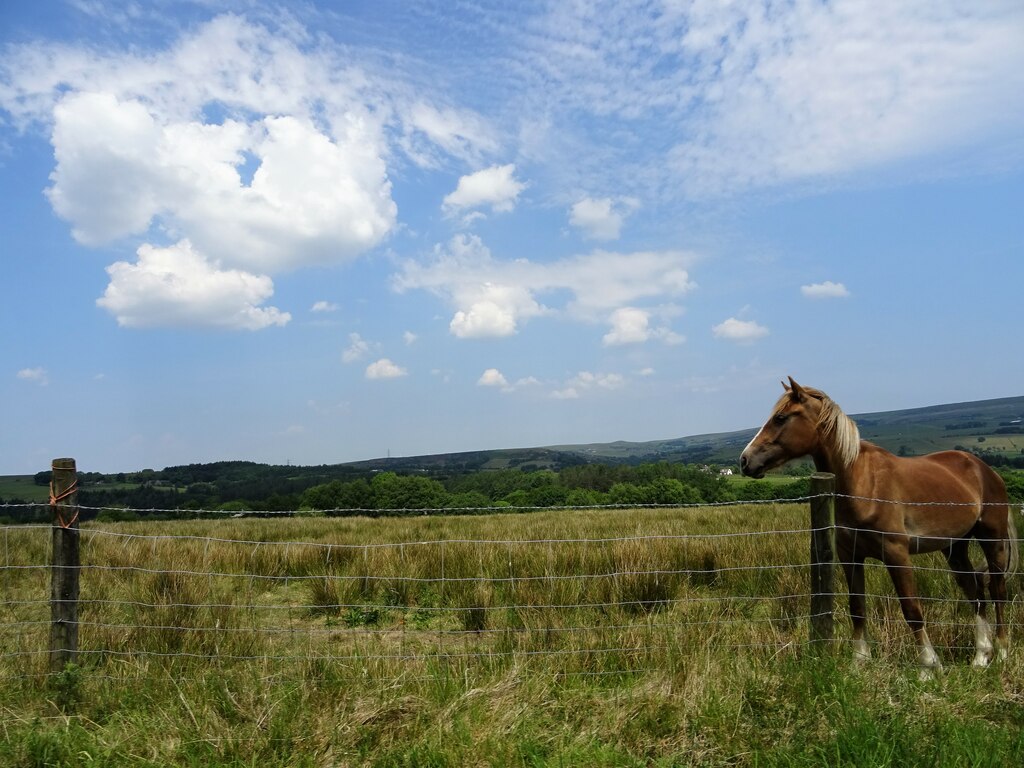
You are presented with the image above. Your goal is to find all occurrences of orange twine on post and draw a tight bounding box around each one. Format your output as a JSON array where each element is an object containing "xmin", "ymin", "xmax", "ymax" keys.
[{"xmin": 49, "ymin": 476, "xmax": 80, "ymax": 528}]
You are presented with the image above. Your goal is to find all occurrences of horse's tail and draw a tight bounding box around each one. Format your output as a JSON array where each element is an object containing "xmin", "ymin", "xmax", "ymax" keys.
[{"xmin": 1006, "ymin": 504, "xmax": 1021, "ymax": 580}]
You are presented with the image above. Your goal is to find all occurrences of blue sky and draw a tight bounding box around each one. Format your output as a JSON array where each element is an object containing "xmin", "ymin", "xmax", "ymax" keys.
[{"xmin": 2, "ymin": 1, "xmax": 1022, "ymax": 474}]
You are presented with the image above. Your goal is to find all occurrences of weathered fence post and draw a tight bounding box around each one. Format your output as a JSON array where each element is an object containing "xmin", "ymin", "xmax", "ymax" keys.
[
  {"xmin": 809, "ymin": 472, "xmax": 836, "ymax": 645},
  {"xmin": 50, "ymin": 457, "xmax": 80, "ymax": 673}
]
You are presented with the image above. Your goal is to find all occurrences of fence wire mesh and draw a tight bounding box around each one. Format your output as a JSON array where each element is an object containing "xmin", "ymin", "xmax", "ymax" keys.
[{"xmin": 1, "ymin": 498, "xmax": 1022, "ymax": 685}]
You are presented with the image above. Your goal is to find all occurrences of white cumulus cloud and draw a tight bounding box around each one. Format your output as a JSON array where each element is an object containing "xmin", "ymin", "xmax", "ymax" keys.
[
  {"xmin": 365, "ymin": 358, "xmax": 407, "ymax": 379},
  {"xmin": 394, "ymin": 234, "xmax": 695, "ymax": 340},
  {"xmin": 47, "ymin": 92, "xmax": 397, "ymax": 275},
  {"xmin": 96, "ymin": 240, "xmax": 290, "ymax": 330},
  {"xmin": 442, "ymin": 164, "xmax": 526, "ymax": 216},
  {"xmin": 801, "ymin": 281, "xmax": 850, "ymax": 299},
  {"xmin": 311, "ymin": 301, "xmax": 339, "ymax": 313},
  {"xmin": 477, "ymin": 368, "xmax": 509, "ymax": 388},
  {"xmin": 0, "ymin": 14, "xmax": 504, "ymax": 330},
  {"xmin": 569, "ymin": 196, "xmax": 639, "ymax": 240},
  {"xmin": 602, "ymin": 307, "xmax": 684, "ymax": 346},
  {"xmin": 712, "ymin": 317, "xmax": 769, "ymax": 343}
]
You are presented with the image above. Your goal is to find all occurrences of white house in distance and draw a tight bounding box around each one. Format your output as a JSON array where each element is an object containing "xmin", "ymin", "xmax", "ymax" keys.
[{"xmin": 700, "ymin": 466, "xmax": 736, "ymax": 476}]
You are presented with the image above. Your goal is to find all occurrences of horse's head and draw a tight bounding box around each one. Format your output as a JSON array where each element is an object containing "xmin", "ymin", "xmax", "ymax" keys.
[{"xmin": 740, "ymin": 377, "xmax": 827, "ymax": 478}]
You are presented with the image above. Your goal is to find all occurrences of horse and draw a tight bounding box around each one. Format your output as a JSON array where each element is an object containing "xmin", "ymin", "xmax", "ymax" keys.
[{"xmin": 740, "ymin": 377, "xmax": 1018, "ymax": 676}]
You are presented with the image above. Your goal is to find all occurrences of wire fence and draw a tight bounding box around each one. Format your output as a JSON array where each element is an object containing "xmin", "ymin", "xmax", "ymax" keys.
[{"xmin": 2, "ymin": 489, "xmax": 1022, "ymax": 689}]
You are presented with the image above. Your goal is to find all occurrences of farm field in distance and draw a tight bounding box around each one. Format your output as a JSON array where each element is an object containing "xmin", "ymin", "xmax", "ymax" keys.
[
  {"xmin": 2, "ymin": 502, "xmax": 1022, "ymax": 767},
  {"xmin": 0, "ymin": 475, "xmax": 49, "ymax": 503}
]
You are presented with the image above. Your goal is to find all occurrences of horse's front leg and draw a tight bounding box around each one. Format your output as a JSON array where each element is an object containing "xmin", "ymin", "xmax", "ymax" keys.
[
  {"xmin": 884, "ymin": 539, "xmax": 941, "ymax": 679},
  {"xmin": 841, "ymin": 555, "xmax": 870, "ymax": 661}
]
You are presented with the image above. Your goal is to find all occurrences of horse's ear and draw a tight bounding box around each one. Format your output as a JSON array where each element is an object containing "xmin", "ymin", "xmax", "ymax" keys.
[
  {"xmin": 781, "ymin": 379, "xmax": 790, "ymax": 392},
  {"xmin": 787, "ymin": 376, "xmax": 807, "ymax": 402}
]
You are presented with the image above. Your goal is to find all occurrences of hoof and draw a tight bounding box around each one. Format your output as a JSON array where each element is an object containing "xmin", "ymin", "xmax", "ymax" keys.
[
  {"xmin": 918, "ymin": 665, "xmax": 942, "ymax": 683},
  {"xmin": 852, "ymin": 639, "xmax": 871, "ymax": 663}
]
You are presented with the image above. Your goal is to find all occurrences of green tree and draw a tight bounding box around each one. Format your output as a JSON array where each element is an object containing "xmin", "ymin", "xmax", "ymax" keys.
[
  {"xmin": 648, "ymin": 478, "xmax": 701, "ymax": 505},
  {"xmin": 565, "ymin": 488, "xmax": 608, "ymax": 507},
  {"xmin": 371, "ymin": 472, "xmax": 447, "ymax": 512},
  {"xmin": 609, "ymin": 482, "xmax": 650, "ymax": 505},
  {"xmin": 444, "ymin": 491, "xmax": 492, "ymax": 511}
]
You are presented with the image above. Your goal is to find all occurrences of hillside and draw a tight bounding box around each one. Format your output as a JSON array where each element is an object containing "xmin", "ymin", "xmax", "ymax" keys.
[
  {"xmin": 341, "ymin": 395, "xmax": 1024, "ymax": 473},
  {"xmin": 2, "ymin": 395, "xmax": 1022, "ymax": 509},
  {"xmin": 548, "ymin": 394, "xmax": 1024, "ymax": 468}
]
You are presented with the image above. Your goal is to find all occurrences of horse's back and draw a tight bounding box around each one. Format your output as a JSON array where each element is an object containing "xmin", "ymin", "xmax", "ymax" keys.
[
  {"xmin": 915, "ymin": 449, "xmax": 1008, "ymax": 504},
  {"xmin": 857, "ymin": 444, "xmax": 991, "ymax": 503},
  {"xmin": 849, "ymin": 445, "xmax": 1008, "ymax": 548}
]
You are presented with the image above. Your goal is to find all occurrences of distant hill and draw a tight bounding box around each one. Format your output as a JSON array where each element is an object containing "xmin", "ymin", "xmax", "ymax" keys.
[
  {"xmin": 349, "ymin": 395, "xmax": 1024, "ymax": 472},
  {"xmin": 3, "ymin": 396, "xmax": 1022, "ymax": 505}
]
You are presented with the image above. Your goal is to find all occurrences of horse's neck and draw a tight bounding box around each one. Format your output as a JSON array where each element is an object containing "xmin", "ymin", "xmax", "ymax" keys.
[
  {"xmin": 811, "ymin": 439, "xmax": 869, "ymax": 491},
  {"xmin": 813, "ymin": 440, "xmax": 891, "ymax": 496}
]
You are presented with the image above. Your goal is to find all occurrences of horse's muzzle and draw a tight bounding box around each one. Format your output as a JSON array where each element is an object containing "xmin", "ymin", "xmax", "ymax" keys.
[{"xmin": 739, "ymin": 452, "xmax": 765, "ymax": 479}]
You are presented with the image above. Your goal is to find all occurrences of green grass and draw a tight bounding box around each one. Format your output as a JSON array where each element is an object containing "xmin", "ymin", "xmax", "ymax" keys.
[
  {"xmin": 0, "ymin": 475, "xmax": 49, "ymax": 503},
  {"xmin": 1, "ymin": 504, "xmax": 1022, "ymax": 767}
]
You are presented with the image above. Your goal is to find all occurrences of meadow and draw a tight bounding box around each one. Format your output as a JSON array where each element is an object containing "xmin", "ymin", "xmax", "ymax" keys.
[{"xmin": 2, "ymin": 502, "xmax": 1023, "ymax": 767}]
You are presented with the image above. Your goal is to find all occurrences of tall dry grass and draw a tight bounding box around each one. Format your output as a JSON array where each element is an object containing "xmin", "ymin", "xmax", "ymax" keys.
[{"xmin": 1, "ymin": 503, "xmax": 1022, "ymax": 766}]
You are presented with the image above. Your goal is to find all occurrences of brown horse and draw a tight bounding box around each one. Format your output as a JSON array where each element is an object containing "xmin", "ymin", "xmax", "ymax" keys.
[{"xmin": 740, "ymin": 378, "xmax": 1018, "ymax": 676}]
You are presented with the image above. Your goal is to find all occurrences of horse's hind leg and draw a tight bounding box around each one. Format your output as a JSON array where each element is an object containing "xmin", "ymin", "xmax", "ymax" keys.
[
  {"xmin": 977, "ymin": 529, "xmax": 1011, "ymax": 662},
  {"xmin": 943, "ymin": 541, "xmax": 992, "ymax": 667}
]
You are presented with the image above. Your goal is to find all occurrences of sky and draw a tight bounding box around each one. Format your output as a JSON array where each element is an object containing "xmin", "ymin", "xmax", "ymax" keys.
[{"xmin": 2, "ymin": 0, "xmax": 1023, "ymax": 475}]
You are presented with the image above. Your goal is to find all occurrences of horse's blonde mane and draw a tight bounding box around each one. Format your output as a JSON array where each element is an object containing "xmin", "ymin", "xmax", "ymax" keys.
[
  {"xmin": 805, "ymin": 387, "xmax": 861, "ymax": 467},
  {"xmin": 777, "ymin": 386, "xmax": 861, "ymax": 468}
]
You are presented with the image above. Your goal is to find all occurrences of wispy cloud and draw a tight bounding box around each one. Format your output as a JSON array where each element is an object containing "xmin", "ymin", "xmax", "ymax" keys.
[
  {"xmin": 801, "ymin": 281, "xmax": 850, "ymax": 299},
  {"xmin": 552, "ymin": 371, "xmax": 625, "ymax": 400},
  {"xmin": 16, "ymin": 367, "xmax": 48, "ymax": 386},
  {"xmin": 342, "ymin": 333, "xmax": 371, "ymax": 363},
  {"xmin": 311, "ymin": 301, "xmax": 339, "ymax": 313},
  {"xmin": 519, "ymin": 2, "xmax": 1024, "ymax": 198}
]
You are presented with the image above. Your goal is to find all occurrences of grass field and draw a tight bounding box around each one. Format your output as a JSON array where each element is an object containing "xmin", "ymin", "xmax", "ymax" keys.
[
  {"xmin": 2, "ymin": 503, "xmax": 1023, "ymax": 767},
  {"xmin": 0, "ymin": 475, "xmax": 49, "ymax": 503}
]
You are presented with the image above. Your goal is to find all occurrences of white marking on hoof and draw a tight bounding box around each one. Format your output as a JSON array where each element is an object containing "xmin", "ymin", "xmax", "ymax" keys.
[
  {"xmin": 998, "ymin": 647, "xmax": 1008, "ymax": 663},
  {"xmin": 852, "ymin": 637, "xmax": 871, "ymax": 662},
  {"xmin": 972, "ymin": 616, "xmax": 994, "ymax": 668},
  {"xmin": 918, "ymin": 633, "xmax": 941, "ymax": 680}
]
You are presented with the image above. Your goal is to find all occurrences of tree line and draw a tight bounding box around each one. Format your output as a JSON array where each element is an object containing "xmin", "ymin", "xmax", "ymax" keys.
[
  {"xmin": 296, "ymin": 463, "xmax": 808, "ymax": 516},
  {"xmin": 3, "ymin": 459, "xmax": 1020, "ymax": 524},
  {"xmin": 0, "ymin": 462, "xmax": 811, "ymax": 522}
]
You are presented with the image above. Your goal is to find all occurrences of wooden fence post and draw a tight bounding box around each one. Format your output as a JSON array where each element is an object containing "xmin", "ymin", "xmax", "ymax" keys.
[
  {"xmin": 50, "ymin": 457, "xmax": 80, "ymax": 673},
  {"xmin": 809, "ymin": 472, "xmax": 836, "ymax": 645}
]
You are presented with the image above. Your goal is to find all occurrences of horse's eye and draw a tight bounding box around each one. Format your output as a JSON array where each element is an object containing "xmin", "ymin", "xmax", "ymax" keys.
[{"xmin": 773, "ymin": 413, "xmax": 789, "ymax": 426}]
